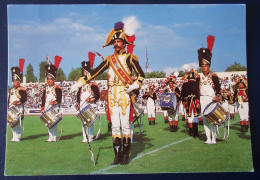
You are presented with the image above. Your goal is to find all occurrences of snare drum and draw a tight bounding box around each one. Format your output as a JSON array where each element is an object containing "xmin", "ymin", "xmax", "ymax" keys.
[
  {"xmin": 40, "ymin": 107, "xmax": 62, "ymax": 129},
  {"xmin": 7, "ymin": 106, "xmax": 21, "ymax": 128},
  {"xmin": 132, "ymin": 103, "xmax": 144, "ymax": 122},
  {"xmin": 203, "ymin": 102, "xmax": 229, "ymax": 126},
  {"xmin": 160, "ymin": 93, "xmax": 177, "ymax": 111},
  {"xmin": 77, "ymin": 104, "xmax": 100, "ymax": 127}
]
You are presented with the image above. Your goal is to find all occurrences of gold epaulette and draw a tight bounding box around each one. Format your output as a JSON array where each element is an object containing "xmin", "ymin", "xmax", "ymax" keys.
[{"xmin": 130, "ymin": 54, "xmax": 139, "ymax": 62}]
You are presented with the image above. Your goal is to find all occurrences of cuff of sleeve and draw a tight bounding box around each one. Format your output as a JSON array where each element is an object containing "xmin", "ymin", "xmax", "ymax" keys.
[
  {"xmin": 196, "ymin": 99, "xmax": 200, "ymax": 104},
  {"xmin": 41, "ymin": 107, "xmax": 45, "ymax": 112}
]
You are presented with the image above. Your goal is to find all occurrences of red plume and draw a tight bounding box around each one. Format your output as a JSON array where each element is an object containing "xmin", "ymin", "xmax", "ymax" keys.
[
  {"xmin": 207, "ymin": 35, "xmax": 215, "ymax": 52},
  {"xmin": 127, "ymin": 44, "xmax": 135, "ymax": 54},
  {"xmin": 54, "ymin": 55, "xmax": 62, "ymax": 69},
  {"xmin": 128, "ymin": 35, "xmax": 135, "ymax": 43},
  {"xmin": 19, "ymin": 59, "xmax": 25, "ymax": 73},
  {"xmin": 88, "ymin": 52, "xmax": 96, "ymax": 67}
]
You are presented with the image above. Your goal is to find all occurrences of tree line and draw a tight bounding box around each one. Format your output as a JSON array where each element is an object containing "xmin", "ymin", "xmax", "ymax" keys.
[{"xmin": 25, "ymin": 61, "xmax": 247, "ymax": 83}]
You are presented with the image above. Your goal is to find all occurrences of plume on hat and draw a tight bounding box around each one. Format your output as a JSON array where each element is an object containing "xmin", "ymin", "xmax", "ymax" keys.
[
  {"xmin": 54, "ymin": 55, "xmax": 62, "ymax": 69},
  {"xmin": 88, "ymin": 52, "xmax": 96, "ymax": 68},
  {"xmin": 19, "ymin": 58, "xmax": 25, "ymax": 74},
  {"xmin": 207, "ymin": 35, "xmax": 215, "ymax": 52}
]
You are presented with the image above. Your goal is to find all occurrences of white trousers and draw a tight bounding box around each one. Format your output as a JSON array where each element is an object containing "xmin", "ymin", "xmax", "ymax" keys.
[
  {"xmin": 147, "ymin": 101, "xmax": 156, "ymax": 118},
  {"xmin": 48, "ymin": 124, "xmax": 57, "ymax": 141},
  {"xmin": 46, "ymin": 105, "xmax": 60, "ymax": 141},
  {"xmin": 200, "ymin": 96, "xmax": 217, "ymax": 143},
  {"xmin": 228, "ymin": 104, "xmax": 235, "ymax": 114},
  {"xmin": 108, "ymin": 86, "xmax": 131, "ymax": 137},
  {"xmin": 11, "ymin": 123, "xmax": 22, "ymax": 141},
  {"xmin": 187, "ymin": 111, "xmax": 198, "ymax": 123},
  {"xmin": 168, "ymin": 105, "xmax": 179, "ymax": 122},
  {"xmin": 237, "ymin": 102, "xmax": 249, "ymax": 121}
]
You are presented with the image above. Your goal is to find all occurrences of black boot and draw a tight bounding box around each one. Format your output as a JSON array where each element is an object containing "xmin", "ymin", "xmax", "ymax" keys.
[
  {"xmin": 188, "ymin": 128, "xmax": 194, "ymax": 136},
  {"xmin": 121, "ymin": 137, "xmax": 131, "ymax": 165},
  {"xmin": 108, "ymin": 122, "xmax": 112, "ymax": 131},
  {"xmin": 172, "ymin": 125, "xmax": 177, "ymax": 132},
  {"xmin": 241, "ymin": 125, "xmax": 245, "ymax": 132},
  {"xmin": 111, "ymin": 137, "xmax": 122, "ymax": 165},
  {"xmin": 170, "ymin": 125, "xmax": 174, "ymax": 132},
  {"xmin": 182, "ymin": 116, "xmax": 185, "ymax": 121},
  {"xmin": 164, "ymin": 118, "xmax": 169, "ymax": 123},
  {"xmin": 245, "ymin": 125, "xmax": 248, "ymax": 132},
  {"xmin": 193, "ymin": 123, "xmax": 199, "ymax": 137}
]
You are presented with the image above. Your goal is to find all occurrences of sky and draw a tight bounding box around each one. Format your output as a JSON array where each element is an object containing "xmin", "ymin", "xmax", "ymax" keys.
[{"xmin": 7, "ymin": 4, "xmax": 246, "ymax": 85}]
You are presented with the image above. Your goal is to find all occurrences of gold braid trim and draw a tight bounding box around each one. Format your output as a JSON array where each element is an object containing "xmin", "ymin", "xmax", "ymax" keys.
[{"xmin": 112, "ymin": 135, "xmax": 122, "ymax": 142}]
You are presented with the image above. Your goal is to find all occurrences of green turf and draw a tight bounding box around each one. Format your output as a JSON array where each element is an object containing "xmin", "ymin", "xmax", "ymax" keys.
[{"xmin": 4, "ymin": 114, "xmax": 253, "ymax": 175}]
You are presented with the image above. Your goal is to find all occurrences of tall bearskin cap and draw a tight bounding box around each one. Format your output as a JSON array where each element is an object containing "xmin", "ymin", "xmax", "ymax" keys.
[
  {"xmin": 198, "ymin": 48, "xmax": 212, "ymax": 67},
  {"xmin": 234, "ymin": 76, "xmax": 247, "ymax": 88},
  {"xmin": 198, "ymin": 35, "xmax": 215, "ymax": 67},
  {"xmin": 103, "ymin": 21, "xmax": 135, "ymax": 48},
  {"xmin": 45, "ymin": 55, "xmax": 62, "ymax": 79},
  {"xmin": 11, "ymin": 58, "xmax": 25, "ymax": 82}
]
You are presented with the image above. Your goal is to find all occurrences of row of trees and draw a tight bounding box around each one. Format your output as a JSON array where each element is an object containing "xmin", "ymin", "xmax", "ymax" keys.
[{"xmin": 24, "ymin": 61, "xmax": 247, "ymax": 83}]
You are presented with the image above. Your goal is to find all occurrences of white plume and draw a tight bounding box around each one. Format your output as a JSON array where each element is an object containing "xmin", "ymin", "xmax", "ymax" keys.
[
  {"xmin": 173, "ymin": 71, "xmax": 179, "ymax": 77},
  {"xmin": 123, "ymin": 16, "xmax": 140, "ymax": 36}
]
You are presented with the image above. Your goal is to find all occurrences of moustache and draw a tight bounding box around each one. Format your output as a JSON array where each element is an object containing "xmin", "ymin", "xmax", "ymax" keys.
[{"xmin": 114, "ymin": 46, "xmax": 121, "ymax": 49}]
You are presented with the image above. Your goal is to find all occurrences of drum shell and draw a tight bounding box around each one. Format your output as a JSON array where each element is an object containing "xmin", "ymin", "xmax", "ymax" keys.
[
  {"xmin": 160, "ymin": 93, "xmax": 177, "ymax": 111},
  {"xmin": 40, "ymin": 107, "xmax": 62, "ymax": 129},
  {"xmin": 7, "ymin": 106, "xmax": 21, "ymax": 128},
  {"xmin": 203, "ymin": 102, "xmax": 229, "ymax": 126},
  {"xmin": 77, "ymin": 104, "xmax": 99, "ymax": 127}
]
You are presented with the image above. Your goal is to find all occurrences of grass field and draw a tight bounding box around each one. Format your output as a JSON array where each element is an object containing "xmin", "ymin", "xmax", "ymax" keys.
[{"xmin": 4, "ymin": 114, "xmax": 253, "ymax": 175}]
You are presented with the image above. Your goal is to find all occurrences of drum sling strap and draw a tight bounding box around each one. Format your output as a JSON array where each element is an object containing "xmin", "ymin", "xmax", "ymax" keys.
[{"xmin": 216, "ymin": 115, "xmax": 230, "ymax": 140}]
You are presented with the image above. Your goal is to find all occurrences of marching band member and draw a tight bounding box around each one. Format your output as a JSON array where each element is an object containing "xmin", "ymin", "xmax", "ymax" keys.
[
  {"xmin": 8, "ymin": 59, "xmax": 27, "ymax": 142},
  {"xmin": 228, "ymin": 91, "xmax": 235, "ymax": 119},
  {"xmin": 142, "ymin": 85, "xmax": 157, "ymax": 125},
  {"xmin": 233, "ymin": 77, "xmax": 249, "ymax": 132},
  {"xmin": 71, "ymin": 21, "xmax": 145, "ymax": 165},
  {"xmin": 197, "ymin": 35, "xmax": 221, "ymax": 144},
  {"xmin": 220, "ymin": 88, "xmax": 229, "ymax": 111},
  {"xmin": 181, "ymin": 69, "xmax": 200, "ymax": 137},
  {"xmin": 76, "ymin": 60, "xmax": 100, "ymax": 143},
  {"xmin": 41, "ymin": 56, "xmax": 62, "ymax": 142},
  {"xmin": 163, "ymin": 75, "xmax": 181, "ymax": 132}
]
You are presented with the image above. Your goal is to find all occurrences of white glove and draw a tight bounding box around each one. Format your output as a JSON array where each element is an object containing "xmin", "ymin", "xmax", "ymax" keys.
[
  {"xmin": 126, "ymin": 81, "xmax": 139, "ymax": 94},
  {"xmin": 70, "ymin": 77, "xmax": 86, "ymax": 94}
]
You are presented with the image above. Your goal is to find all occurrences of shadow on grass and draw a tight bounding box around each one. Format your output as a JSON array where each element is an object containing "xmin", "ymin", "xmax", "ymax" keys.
[
  {"xmin": 95, "ymin": 146, "xmax": 112, "ymax": 165},
  {"xmin": 59, "ymin": 132, "xmax": 82, "ymax": 140},
  {"xmin": 96, "ymin": 131, "xmax": 112, "ymax": 141},
  {"xmin": 130, "ymin": 130, "xmax": 154, "ymax": 160},
  {"xmin": 22, "ymin": 133, "xmax": 48, "ymax": 140}
]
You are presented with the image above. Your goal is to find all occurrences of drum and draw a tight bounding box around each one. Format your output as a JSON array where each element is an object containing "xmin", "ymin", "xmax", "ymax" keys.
[
  {"xmin": 160, "ymin": 93, "xmax": 177, "ymax": 111},
  {"xmin": 40, "ymin": 107, "xmax": 62, "ymax": 129},
  {"xmin": 132, "ymin": 103, "xmax": 144, "ymax": 122},
  {"xmin": 77, "ymin": 104, "xmax": 100, "ymax": 127},
  {"xmin": 203, "ymin": 102, "xmax": 229, "ymax": 126},
  {"xmin": 7, "ymin": 106, "xmax": 21, "ymax": 128}
]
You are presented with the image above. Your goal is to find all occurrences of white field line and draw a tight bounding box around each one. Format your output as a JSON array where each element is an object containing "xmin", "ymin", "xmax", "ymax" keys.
[{"xmin": 90, "ymin": 120, "xmax": 239, "ymax": 174}]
